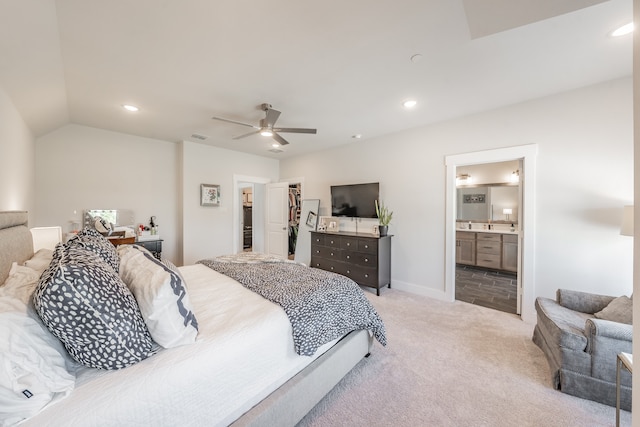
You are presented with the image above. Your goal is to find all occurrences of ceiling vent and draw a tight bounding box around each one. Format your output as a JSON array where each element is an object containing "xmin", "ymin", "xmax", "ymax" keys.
[
  {"xmin": 268, "ymin": 147, "xmax": 284, "ymax": 153},
  {"xmin": 191, "ymin": 133, "xmax": 209, "ymax": 141}
]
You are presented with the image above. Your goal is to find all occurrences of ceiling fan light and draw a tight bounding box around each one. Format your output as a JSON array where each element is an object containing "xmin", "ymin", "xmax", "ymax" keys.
[
  {"xmin": 122, "ymin": 104, "xmax": 139, "ymax": 112},
  {"xmin": 260, "ymin": 129, "xmax": 273, "ymax": 137}
]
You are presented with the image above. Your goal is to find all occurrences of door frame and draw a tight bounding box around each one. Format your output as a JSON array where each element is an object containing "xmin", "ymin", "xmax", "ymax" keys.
[
  {"xmin": 233, "ymin": 174, "xmax": 270, "ymax": 254},
  {"xmin": 444, "ymin": 144, "xmax": 537, "ymax": 323}
]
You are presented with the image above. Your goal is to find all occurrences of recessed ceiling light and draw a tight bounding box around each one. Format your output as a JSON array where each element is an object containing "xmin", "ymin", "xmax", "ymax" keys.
[
  {"xmin": 403, "ymin": 99, "xmax": 417, "ymax": 109},
  {"xmin": 352, "ymin": 134, "xmax": 362, "ymax": 139},
  {"xmin": 122, "ymin": 104, "xmax": 139, "ymax": 112},
  {"xmin": 611, "ymin": 22, "xmax": 634, "ymax": 37},
  {"xmin": 272, "ymin": 143, "xmax": 280, "ymax": 148}
]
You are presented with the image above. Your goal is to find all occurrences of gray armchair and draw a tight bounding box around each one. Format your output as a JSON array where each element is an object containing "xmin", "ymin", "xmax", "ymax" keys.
[{"xmin": 532, "ymin": 289, "xmax": 632, "ymax": 410}]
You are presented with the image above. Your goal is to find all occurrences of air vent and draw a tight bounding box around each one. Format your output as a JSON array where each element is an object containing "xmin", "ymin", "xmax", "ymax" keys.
[
  {"xmin": 268, "ymin": 148, "xmax": 284, "ymax": 153},
  {"xmin": 191, "ymin": 133, "xmax": 209, "ymax": 141}
]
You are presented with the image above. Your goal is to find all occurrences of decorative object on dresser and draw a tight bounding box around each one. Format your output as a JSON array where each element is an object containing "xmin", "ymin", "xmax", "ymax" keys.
[
  {"xmin": 311, "ymin": 231, "xmax": 392, "ymax": 296},
  {"xmin": 375, "ymin": 199, "xmax": 393, "ymax": 237}
]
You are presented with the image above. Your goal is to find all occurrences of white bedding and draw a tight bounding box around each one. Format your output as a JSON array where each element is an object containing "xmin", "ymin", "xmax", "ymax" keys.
[{"xmin": 21, "ymin": 264, "xmax": 335, "ymax": 427}]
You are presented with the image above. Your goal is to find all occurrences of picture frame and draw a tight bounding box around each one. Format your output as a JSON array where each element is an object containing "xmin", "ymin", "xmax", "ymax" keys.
[
  {"xmin": 306, "ymin": 211, "xmax": 317, "ymax": 228},
  {"xmin": 201, "ymin": 184, "xmax": 220, "ymax": 206}
]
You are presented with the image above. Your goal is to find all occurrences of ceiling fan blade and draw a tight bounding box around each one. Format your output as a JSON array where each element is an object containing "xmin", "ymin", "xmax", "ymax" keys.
[
  {"xmin": 233, "ymin": 130, "xmax": 260, "ymax": 140},
  {"xmin": 212, "ymin": 116, "xmax": 259, "ymax": 129},
  {"xmin": 273, "ymin": 127, "xmax": 317, "ymax": 134},
  {"xmin": 264, "ymin": 108, "xmax": 281, "ymax": 127},
  {"xmin": 272, "ymin": 132, "xmax": 290, "ymax": 146}
]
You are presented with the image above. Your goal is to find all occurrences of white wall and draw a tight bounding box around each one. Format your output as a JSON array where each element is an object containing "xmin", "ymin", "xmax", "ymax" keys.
[
  {"xmin": 35, "ymin": 125, "xmax": 180, "ymax": 261},
  {"xmin": 281, "ymin": 77, "xmax": 634, "ymax": 308},
  {"xmin": 180, "ymin": 140, "xmax": 279, "ymax": 265},
  {"xmin": 0, "ymin": 86, "xmax": 35, "ymax": 222}
]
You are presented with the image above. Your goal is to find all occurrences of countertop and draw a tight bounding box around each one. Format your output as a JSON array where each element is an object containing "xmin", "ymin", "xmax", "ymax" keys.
[{"xmin": 457, "ymin": 228, "xmax": 519, "ymax": 235}]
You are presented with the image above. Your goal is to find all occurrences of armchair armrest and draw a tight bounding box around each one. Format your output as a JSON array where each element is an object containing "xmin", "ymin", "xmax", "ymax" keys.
[
  {"xmin": 584, "ymin": 318, "xmax": 633, "ymax": 353},
  {"xmin": 556, "ymin": 289, "xmax": 615, "ymax": 314}
]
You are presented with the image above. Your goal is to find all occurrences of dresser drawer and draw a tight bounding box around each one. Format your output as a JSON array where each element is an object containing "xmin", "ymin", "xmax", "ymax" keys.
[
  {"xmin": 476, "ymin": 241, "xmax": 501, "ymax": 255},
  {"xmin": 311, "ymin": 246, "xmax": 342, "ymax": 260},
  {"xmin": 344, "ymin": 265, "xmax": 378, "ymax": 286},
  {"xmin": 357, "ymin": 239, "xmax": 377, "ymax": 254},
  {"xmin": 324, "ymin": 235, "xmax": 340, "ymax": 247},
  {"xmin": 477, "ymin": 233, "xmax": 501, "ymax": 242},
  {"xmin": 310, "ymin": 257, "xmax": 345, "ymax": 274},
  {"xmin": 476, "ymin": 253, "xmax": 501, "ymax": 269},
  {"xmin": 340, "ymin": 236, "xmax": 359, "ymax": 251},
  {"xmin": 311, "ymin": 233, "xmax": 325, "ymax": 246},
  {"xmin": 344, "ymin": 251, "xmax": 377, "ymax": 267}
]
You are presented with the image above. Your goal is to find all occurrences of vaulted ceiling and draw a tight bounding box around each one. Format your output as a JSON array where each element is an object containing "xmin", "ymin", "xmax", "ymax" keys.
[{"xmin": 0, "ymin": 0, "xmax": 631, "ymax": 158}]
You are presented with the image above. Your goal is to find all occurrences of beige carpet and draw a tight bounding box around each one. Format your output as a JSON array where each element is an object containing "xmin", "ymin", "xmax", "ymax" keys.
[{"xmin": 297, "ymin": 289, "xmax": 631, "ymax": 427}]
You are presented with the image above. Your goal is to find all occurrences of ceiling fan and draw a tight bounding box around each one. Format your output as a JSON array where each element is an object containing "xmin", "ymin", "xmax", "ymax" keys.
[{"xmin": 212, "ymin": 103, "xmax": 317, "ymax": 146}]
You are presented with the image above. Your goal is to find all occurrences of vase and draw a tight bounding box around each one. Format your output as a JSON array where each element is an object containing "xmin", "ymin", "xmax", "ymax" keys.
[{"xmin": 378, "ymin": 225, "xmax": 388, "ymax": 236}]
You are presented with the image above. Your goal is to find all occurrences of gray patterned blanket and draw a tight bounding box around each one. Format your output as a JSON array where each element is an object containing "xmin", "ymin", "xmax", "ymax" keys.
[{"xmin": 197, "ymin": 255, "xmax": 387, "ymax": 356}]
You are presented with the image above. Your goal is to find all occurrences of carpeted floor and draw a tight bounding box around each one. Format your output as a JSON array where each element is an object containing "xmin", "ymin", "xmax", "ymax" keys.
[{"xmin": 297, "ymin": 289, "xmax": 631, "ymax": 427}]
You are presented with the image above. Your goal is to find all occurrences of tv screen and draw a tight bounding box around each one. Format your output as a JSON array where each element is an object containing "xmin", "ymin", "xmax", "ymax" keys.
[{"xmin": 331, "ymin": 182, "xmax": 379, "ymax": 218}]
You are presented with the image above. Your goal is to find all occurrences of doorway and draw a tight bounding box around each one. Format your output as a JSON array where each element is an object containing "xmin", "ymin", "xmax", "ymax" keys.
[
  {"xmin": 454, "ymin": 160, "xmax": 520, "ymax": 314},
  {"xmin": 233, "ymin": 175, "xmax": 269, "ymax": 254},
  {"xmin": 445, "ymin": 144, "xmax": 537, "ymax": 323}
]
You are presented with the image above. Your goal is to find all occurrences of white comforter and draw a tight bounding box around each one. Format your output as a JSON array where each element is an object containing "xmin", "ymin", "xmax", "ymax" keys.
[{"xmin": 22, "ymin": 264, "xmax": 334, "ymax": 427}]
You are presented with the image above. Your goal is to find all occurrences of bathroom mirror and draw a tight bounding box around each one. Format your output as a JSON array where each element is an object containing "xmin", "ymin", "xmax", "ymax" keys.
[
  {"xmin": 83, "ymin": 209, "xmax": 135, "ymax": 229},
  {"xmin": 456, "ymin": 185, "xmax": 518, "ymax": 222}
]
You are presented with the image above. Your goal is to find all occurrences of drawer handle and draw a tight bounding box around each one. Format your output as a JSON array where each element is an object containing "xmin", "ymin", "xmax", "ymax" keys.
[
  {"xmin": 364, "ymin": 245, "xmax": 369, "ymax": 249},
  {"xmin": 330, "ymin": 240, "xmax": 335, "ymax": 244},
  {"xmin": 346, "ymin": 255, "xmax": 350, "ymax": 259},
  {"xmin": 316, "ymin": 250, "xmax": 319, "ymax": 253},
  {"xmin": 330, "ymin": 252, "xmax": 334, "ymax": 256},
  {"xmin": 364, "ymin": 274, "xmax": 369, "ymax": 278},
  {"xmin": 364, "ymin": 258, "xmax": 369, "ymax": 262},
  {"xmin": 330, "ymin": 267, "xmax": 334, "ymax": 270},
  {"xmin": 347, "ymin": 242, "xmax": 351, "ymax": 246},
  {"xmin": 347, "ymin": 270, "xmax": 351, "ymax": 274}
]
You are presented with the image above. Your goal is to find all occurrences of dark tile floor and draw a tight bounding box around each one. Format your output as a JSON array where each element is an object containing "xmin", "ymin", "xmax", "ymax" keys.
[{"xmin": 455, "ymin": 265, "xmax": 518, "ymax": 314}]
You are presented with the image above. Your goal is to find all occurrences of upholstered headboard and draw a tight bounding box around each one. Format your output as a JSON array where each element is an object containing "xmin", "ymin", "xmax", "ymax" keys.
[{"xmin": 0, "ymin": 211, "xmax": 34, "ymax": 284}]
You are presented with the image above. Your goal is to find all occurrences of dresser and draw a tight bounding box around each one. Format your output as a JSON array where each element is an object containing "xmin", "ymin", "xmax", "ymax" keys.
[
  {"xmin": 310, "ymin": 231, "xmax": 392, "ymax": 296},
  {"xmin": 135, "ymin": 238, "xmax": 163, "ymax": 260}
]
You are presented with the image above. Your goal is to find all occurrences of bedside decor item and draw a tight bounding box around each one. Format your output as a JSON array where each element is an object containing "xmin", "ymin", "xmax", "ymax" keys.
[
  {"xmin": 375, "ymin": 200, "xmax": 393, "ymax": 237},
  {"xmin": 201, "ymin": 184, "xmax": 221, "ymax": 206}
]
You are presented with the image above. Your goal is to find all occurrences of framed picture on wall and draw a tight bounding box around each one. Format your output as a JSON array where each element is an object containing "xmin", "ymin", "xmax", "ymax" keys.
[{"xmin": 201, "ymin": 184, "xmax": 221, "ymax": 206}]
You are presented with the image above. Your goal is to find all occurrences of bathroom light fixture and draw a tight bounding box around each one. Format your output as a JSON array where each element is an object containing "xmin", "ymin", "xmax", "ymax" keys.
[
  {"xmin": 611, "ymin": 22, "xmax": 634, "ymax": 37},
  {"xmin": 503, "ymin": 208, "xmax": 512, "ymax": 222},
  {"xmin": 621, "ymin": 205, "xmax": 634, "ymax": 236},
  {"xmin": 456, "ymin": 174, "xmax": 472, "ymax": 185},
  {"xmin": 510, "ymin": 170, "xmax": 520, "ymax": 182},
  {"xmin": 403, "ymin": 99, "xmax": 417, "ymax": 109},
  {"xmin": 122, "ymin": 104, "xmax": 139, "ymax": 112}
]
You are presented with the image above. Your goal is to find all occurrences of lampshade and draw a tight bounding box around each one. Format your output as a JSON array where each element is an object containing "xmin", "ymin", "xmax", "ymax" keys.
[
  {"xmin": 621, "ymin": 205, "xmax": 634, "ymax": 236},
  {"xmin": 30, "ymin": 226, "xmax": 62, "ymax": 252},
  {"xmin": 503, "ymin": 208, "xmax": 512, "ymax": 215}
]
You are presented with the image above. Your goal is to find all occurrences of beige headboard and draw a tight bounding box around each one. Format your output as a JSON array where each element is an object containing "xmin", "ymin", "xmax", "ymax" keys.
[{"xmin": 0, "ymin": 211, "xmax": 33, "ymax": 284}]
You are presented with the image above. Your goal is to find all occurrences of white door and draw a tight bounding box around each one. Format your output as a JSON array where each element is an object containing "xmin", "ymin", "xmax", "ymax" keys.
[{"xmin": 266, "ymin": 182, "xmax": 289, "ymax": 258}]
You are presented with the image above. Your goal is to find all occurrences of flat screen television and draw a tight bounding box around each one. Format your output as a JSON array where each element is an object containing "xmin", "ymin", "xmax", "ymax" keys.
[{"xmin": 331, "ymin": 182, "xmax": 379, "ymax": 218}]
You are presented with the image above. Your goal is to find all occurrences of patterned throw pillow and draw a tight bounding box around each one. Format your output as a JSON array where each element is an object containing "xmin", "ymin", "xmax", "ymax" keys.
[
  {"xmin": 33, "ymin": 244, "xmax": 154, "ymax": 370},
  {"xmin": 67, "ymin": 228, "xmax": 119, "ymax": 272},
  {"xmin": 118, "ymin": 245, "xmax": 198, "ymax": 348}
]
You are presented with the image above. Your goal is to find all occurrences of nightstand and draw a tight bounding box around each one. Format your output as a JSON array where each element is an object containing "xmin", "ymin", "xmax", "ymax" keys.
[{"xmin": 135, "ymin": 238, "xmax": 163, "ymax": 260}]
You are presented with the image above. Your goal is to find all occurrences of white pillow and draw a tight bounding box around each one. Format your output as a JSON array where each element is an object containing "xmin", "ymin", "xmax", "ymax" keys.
[
  {"xmin": 0, "ymin": 263, "xmax": 41, "ymax": 304},
  {"xmin": 22, "ymin": 249, "xmax": 54, "ymax": 275},
  {"xmin": 118, "ymin": 245, "xmax": 198, "ymax": 348},
  {"xmin": 0, "ymin": 296, "xmax": 75, "ymax": 426}
]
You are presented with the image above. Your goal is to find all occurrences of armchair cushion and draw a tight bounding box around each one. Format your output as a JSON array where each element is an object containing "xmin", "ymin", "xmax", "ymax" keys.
[
  {"xmin": 593, "ymin": 296, "xmax": 632, "ymax": 325},
  {"xmin": 556, "ymin": 289, "xmax": 615, "ymax": 314}
]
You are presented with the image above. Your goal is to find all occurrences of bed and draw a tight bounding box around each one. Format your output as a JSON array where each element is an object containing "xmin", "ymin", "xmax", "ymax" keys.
[{"xmin": 0, "ymin": 211, "xmax": 386, "ymax": 426}]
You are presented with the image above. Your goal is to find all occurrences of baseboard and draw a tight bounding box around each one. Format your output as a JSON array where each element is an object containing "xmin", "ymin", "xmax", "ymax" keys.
[{"xmin": 389, "ymin": 278, "xmax": 449, "ymax": 301}]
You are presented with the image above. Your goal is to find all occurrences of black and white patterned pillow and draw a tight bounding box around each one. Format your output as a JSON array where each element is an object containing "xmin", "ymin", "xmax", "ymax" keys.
[
  {"xmin": 33, "ymin": 244, "xmax": 154, "ymax": 370},
  {"xmin": 67, "ymin": 227, "xmax": 119, "ymax": 272}
]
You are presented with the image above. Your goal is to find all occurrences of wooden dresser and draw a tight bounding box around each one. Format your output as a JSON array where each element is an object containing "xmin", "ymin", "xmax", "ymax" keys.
[{"xmin": 310, "ymin": 231, "xmax": 392, "ymax": 296}]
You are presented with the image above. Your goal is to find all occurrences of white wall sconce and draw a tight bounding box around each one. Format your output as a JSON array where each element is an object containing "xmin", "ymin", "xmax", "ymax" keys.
[{"xmin": 620, "ymin": 205, "xmax": 634, "ymax": 236}]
